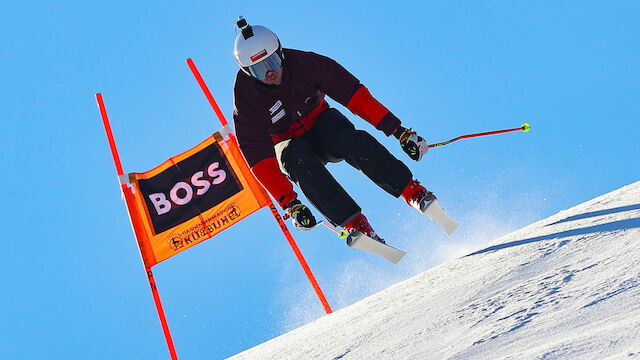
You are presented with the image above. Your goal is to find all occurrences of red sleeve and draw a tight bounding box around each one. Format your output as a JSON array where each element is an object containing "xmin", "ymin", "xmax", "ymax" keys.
[
  {"xmin": 251, "ymin": 157, "xmax": 297, "ymax": 209},
  {"xmin": 346, "ymin": 86, "xmax": 401, "ymax": 136}
]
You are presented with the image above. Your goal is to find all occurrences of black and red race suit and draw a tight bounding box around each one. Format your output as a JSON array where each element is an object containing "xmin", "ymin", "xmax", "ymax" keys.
[{"xmin": 233, "ymin": 49, "xmax": 413, "ymax": 226}]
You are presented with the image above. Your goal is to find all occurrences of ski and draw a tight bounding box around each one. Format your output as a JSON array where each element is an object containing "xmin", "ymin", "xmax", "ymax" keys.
[
  {"xmin": 346, "ymin": 231, "xmax": 406, "ymax": 264},
  {"xmin": 422, "ymin": 199, "xmax": 459, "ymax": 235}
]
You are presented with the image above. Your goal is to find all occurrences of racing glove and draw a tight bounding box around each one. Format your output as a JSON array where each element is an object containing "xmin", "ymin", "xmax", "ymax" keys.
[
  {"xmin": 283, "ymin": 199, "xmax": 317, "ymax": 231},
  {"xmin": 394, "ymin": 126, "xmax": 428, "ymax": 161}
]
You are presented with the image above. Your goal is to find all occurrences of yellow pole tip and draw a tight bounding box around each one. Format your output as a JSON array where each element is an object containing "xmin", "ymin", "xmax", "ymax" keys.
[{"xmin": 522, "ymin": 123, "xmax": 531, "ymax": 132}]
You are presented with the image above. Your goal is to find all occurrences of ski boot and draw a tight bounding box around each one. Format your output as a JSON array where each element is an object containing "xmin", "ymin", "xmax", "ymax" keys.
[
  {"xmin": 344, "ymin": 213, "xmax": 385, "ymax": 244},
  {"xmin": 401, "ymin": 179, "xmax": 459, "ymax": 235},
  {"xmin": 401, "ymin": 179, "xmax": 437, "ymax": 214}
]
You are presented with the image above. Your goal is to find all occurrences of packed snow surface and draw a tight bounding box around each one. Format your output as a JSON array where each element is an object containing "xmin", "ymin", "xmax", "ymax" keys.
[{"xmin": 230, "ymin": 182, "xmax": 640, "ymax": 359}]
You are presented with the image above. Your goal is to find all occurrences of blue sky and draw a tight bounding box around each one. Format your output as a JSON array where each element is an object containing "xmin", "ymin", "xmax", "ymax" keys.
[{"xmin": 1, "ymin": 1, "xmax": 638, "ymax": 359}]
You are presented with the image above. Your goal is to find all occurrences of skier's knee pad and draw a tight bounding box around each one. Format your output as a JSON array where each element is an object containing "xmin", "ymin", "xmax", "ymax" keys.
[{"xmin": 275, "ymin": 138, "xmax": 316, "ymax": 179}]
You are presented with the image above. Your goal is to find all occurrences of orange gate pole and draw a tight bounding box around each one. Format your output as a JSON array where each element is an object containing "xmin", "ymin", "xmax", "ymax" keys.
[
  {"xmin": 96, "ymin": 93, "xmax": 179, "ymax": 359},
  {"xmin": 186, "ymin": 58, "xmax": 332, "ymax": 314}
]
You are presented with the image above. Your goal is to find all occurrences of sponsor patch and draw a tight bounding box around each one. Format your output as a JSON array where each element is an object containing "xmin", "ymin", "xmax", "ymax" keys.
[
  {"xmin": 250, "ymin": 49, "xmax": 268, "ymax": 62},
  {"xmin": 271, "ymin": 109, "xmax": 286, "ymax": 123},
  {"xmin": 269, "ymin": 100, "xmax": 283, "ymax": 115}
]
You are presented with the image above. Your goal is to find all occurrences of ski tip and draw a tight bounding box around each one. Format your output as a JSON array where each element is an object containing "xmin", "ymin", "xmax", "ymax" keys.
[
  {"xmin": 389, "ymin": 251, "xmax": 407, "ymax": 264},
  {"xmin": 445, "ymin": 221, "xmax": 460, "ymax": 236},
  {"xmin": 346, "ymin": 231, "xmax": 407, "ymax": 264}
]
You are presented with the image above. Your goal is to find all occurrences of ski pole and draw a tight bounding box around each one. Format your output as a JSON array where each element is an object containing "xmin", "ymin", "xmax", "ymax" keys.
[
  {"xmin": 428, "ymin": 123, "xmax": 530, "ymax": 148},
  {"xmin": 282, "ymin": 213, "xmax": 349, "ymax": 239},
  {"xmin": 317, "ymin": 221, "xmax": 349, "ymax": 239}
]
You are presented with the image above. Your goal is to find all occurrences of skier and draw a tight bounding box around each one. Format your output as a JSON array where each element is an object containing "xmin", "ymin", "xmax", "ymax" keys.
[{"xmin": 232, "ymin": 17, "xmax": 442, "ymax": 243}]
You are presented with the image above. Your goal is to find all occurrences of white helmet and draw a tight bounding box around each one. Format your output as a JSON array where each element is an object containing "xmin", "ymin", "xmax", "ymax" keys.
[{"xmin": 234, "ymin": 17, "xmax": 284, "ymax": 80}]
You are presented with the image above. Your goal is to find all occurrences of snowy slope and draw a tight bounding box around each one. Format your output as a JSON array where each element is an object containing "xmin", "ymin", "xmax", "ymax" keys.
[{"xmin": 229, "ymin": 182, "xmax": 640, "ymax": 360}]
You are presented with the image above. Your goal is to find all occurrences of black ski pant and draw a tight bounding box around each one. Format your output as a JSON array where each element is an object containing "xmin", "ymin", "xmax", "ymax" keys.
[{"xmin": 274, "ymin": 108, "xmax": 413, "ymax": 227}]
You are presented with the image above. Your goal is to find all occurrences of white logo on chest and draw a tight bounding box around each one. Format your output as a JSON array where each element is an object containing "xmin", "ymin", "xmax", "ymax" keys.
[
  {"xmin": 270, "ymin": 100, "xmax": 285, "ymax": 123},
  {"xmin": 269, "ymin": 100, "xmax": 282, "ymax": 115},
  {"xmin": 272, "ymin": 109, "xmax": 286, "ymax": 123}
]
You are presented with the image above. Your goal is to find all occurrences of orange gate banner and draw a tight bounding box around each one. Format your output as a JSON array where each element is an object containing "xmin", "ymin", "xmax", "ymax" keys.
[{"xmin": 128, "ymin": 133, "xmax": 270, "ymax": 266}]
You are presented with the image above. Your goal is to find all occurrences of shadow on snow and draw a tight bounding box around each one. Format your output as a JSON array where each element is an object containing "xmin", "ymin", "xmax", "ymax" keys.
[
  {"xmin": 545, "ymin": 204, "xmax": 640, "ymax": 226},
  {"xmin": 466, "ymin": 217, "xmax": 640, "ymax": 257}
]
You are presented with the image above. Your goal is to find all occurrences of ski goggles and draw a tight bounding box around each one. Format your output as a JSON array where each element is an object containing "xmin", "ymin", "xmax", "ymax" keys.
[{"xmin": 244, "ymin": 51, "xmax": 283, "ymax": 80}]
